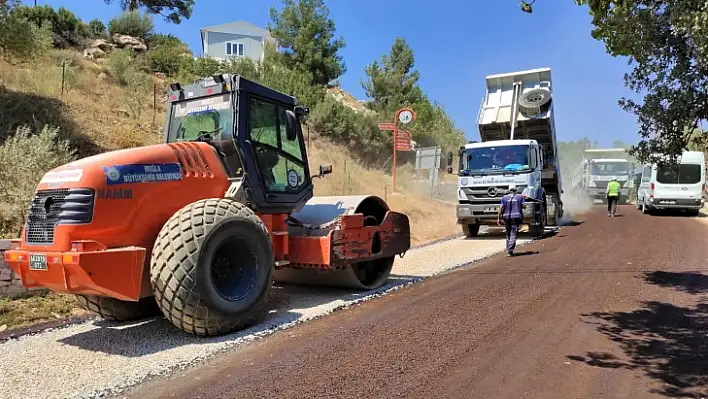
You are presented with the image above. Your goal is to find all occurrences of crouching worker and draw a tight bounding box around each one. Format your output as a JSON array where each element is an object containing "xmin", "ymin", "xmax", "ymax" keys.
[{"xmin": 497, "ymin": 184, "xmax": 525, "ymax": 257}]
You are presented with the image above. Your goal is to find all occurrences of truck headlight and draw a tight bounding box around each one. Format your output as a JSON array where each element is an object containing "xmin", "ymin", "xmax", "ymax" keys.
[
  {"xmin": 458, "ymin": 207, "xmax": 471, "ymax": 216},
  {"xmin": 588, "ymin": 181, "xmax": 596, "ymax": 187}
]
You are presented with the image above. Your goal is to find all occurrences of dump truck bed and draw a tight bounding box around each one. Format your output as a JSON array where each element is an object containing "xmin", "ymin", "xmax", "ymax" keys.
[{"xmin": 476, "ymin": 68, "xmax": 557, "ymax": 162}]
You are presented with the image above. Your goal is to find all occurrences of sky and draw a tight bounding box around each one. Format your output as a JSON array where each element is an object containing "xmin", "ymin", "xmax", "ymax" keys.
[{"xmin": 24, "ymin": 0, "xmax": 641, "ymax": 146}]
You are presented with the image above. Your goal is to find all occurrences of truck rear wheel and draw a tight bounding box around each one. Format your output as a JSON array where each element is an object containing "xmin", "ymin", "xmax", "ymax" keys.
[
  {"xmin": 150, "ymin": 199, "xmax": 274, "ymax": 336},
  {"xmin": 462, "ymin": 223, "xmax": 480, "ymax": 237},
  {"xmin": 76, "ymin": 294, "xmax": 159, "ymax": 321}
]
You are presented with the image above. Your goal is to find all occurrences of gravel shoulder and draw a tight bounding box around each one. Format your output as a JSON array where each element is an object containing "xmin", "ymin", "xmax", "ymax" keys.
[
  {"xmin": 125, "ymin": 205, "xmax": 708, "ymax": 399},
  {"xmin": 0, "ymin": 225, "xmax": 541, "ymax": 399}
]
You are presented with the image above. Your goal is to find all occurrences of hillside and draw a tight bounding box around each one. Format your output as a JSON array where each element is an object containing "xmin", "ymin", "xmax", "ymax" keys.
[{"xmin": 0, "ymin": 48, "xmax": 458, "ymax": 245}]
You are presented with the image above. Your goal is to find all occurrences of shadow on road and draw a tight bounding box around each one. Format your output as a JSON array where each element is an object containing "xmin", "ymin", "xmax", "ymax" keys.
[
  {"xmin": 568, "ymin": 270, "xmax": 708, "ymax": 398},
  {"xmin": 645, "ymin": 271, "xmax": 708, "ymax": 295},
  {"xmin": 510, "ymin": 251, "xmax": 538, "ymax": 257}
]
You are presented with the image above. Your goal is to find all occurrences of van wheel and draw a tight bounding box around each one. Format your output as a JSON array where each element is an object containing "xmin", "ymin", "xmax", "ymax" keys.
[{"xmin": 642, "ymin": 201, "xmax": 651, "ymax": 215}]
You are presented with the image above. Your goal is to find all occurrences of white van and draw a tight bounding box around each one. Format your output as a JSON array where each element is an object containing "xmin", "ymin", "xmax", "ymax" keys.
[{"xmin": 636, "ymin": 151, "xmax": 705, "ymax": 215}]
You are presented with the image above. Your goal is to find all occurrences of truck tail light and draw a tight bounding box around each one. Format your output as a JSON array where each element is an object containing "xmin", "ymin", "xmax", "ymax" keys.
[{"xmin": 650, "ymin": 182, "xmax": 655, "ymax": 198}]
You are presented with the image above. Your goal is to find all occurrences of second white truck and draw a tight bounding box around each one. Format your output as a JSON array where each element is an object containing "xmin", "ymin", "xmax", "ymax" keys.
[
  {"xmin": 448, "ymin": 67, "xmax": 564, "ymax": 238},
  {"xmin": 580, "ymin": 148, "xmax": 632, "ymax": 203}
]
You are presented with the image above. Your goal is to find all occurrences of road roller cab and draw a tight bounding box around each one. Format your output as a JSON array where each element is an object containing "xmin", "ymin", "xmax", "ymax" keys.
[{"xmin": 3, "ymin": 74, "xmax": 411, "ymax": 336}]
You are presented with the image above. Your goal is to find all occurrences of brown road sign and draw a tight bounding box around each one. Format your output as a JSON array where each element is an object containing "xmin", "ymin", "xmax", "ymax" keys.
[{"xmin": 378, "ymin": 122, "xmax": 395, "ymax": 131}]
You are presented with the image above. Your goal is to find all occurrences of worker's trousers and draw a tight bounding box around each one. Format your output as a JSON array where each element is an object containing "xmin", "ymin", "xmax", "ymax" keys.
[
  {"xmin": 504, "ymin": 218, "xmax": 521, "ymax": 254},
  {"xmin": 607, "ymin": 195, "xmax": 619, "ymax": 215}
]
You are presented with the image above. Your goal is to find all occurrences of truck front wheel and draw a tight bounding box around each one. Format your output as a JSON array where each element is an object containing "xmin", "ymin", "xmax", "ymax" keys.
[
  {"xmin": 462, "ymin": 223, "xmax": 480, "ymax": 237},
  {"xmin": 529, "ymin": 202, "xmax": 546, "ymax": 237}
]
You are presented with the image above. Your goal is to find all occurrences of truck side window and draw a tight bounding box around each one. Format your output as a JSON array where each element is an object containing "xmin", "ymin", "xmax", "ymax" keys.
[
  {"xmin": 642, "ymin": 166, "xmax": 651, "ymax": 182},
  {"xmin": 248, "ymin": 97, "xmax": 307, "ymax": 194}
]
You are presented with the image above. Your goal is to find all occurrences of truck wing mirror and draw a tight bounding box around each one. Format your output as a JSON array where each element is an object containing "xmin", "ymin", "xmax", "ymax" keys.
[{"xmin": 285, "ymin": 110, "xmax": 299, "ymax": 141}]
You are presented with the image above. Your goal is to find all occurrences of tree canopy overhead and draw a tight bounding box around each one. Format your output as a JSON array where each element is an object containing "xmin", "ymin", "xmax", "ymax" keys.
[
  {"xmin": 103, "ymin": 0, "xmax": 194, "ymax": 24},
  {"xmin": 267, "ymin": 0, "xmax": 346, "ymax": 86},
  {"xmin": 520, "ymin": 1, "xmax": 708, "ymax": 166}
]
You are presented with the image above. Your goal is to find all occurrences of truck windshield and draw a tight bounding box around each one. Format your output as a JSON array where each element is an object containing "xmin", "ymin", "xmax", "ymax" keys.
[
  {"xmin": 656, "ymin": 164, "xmax": 702, "ymax": 184},
  {"xmin": 167, "ymin": 93, "xmax": 234, "ymax": 143},
  {"xmin": 463, "ymin": 145, "xmax": 531, "ymax": 173},
  {"xmin": 590, "ymin": 162, "xmax": 628, "ymax": 176}
]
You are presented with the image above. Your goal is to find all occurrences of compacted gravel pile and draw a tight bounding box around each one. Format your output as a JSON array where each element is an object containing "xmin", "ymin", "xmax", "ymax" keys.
[{"xmin": 0, "ymin": 227, "xmax": 535, "ymax": 399}]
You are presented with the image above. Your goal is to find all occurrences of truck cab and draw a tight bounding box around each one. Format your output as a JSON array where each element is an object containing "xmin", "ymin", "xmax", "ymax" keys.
[{"xmin": 455, "ymin": 139, "xmax": 545, "ymax": 235}]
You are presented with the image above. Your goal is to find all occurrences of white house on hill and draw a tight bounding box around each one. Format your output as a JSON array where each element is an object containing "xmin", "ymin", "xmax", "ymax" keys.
[{"xmin": 200, "ymin": 21, "xmax": 277, "ymax": 62}]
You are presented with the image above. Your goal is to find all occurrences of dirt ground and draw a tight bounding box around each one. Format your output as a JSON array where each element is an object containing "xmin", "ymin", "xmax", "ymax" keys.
[{"xmin": 126, "ymin": 205, "xmax": 708, "ymax": 399}]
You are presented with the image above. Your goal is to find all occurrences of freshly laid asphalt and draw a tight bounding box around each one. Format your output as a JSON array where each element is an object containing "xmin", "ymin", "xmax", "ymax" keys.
[{"xmin": 125, "ymin": 206, "xmax": 708, "ymax": 399}]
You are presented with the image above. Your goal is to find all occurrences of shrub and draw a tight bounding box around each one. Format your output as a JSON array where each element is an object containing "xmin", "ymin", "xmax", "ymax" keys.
[
  {"xmin": 0, "ymin": 2, "xmax": 53, "ymax": 60},
  {"xmin": 147, "ymin": 33, "xmax": 190, "ymax": 54},
  {"xmin": 108, "ymin": 11, "xmax": 154, "ymax": 41},
  {"xmin": 147, "ymin": 45, "xmax": 184, "ymax": 76},
  {"xmin": 0, "ymin": 125, "xmax": 76, "ymax": 238},
  {"xmin": 307, "ymin": 96, "xmax": 387, "ymax": 165}
]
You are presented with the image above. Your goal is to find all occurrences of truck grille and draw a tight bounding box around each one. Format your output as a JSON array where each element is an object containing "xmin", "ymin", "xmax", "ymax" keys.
[
  {"xmin": 25, "ymin": 188, "xmax": 95, "ymax": 245},
  {"xmin": 460, "ymin": 185, "xmax": 527, "ymax": 203}
]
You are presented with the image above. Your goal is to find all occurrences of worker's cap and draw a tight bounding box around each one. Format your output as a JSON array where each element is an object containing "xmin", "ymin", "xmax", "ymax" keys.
[{"xmin": 508, "ymin": 183, "xmax": 517, "ymax": 191}]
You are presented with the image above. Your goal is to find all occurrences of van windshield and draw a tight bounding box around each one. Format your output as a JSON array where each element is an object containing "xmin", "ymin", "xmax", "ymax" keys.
[{"xmin": 656, "ymin": 164, "xmax": 702, "ymax": 184}]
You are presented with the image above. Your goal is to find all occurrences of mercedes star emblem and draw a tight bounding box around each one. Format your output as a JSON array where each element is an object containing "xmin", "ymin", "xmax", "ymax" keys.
[{"xmin": 487, "ymin": 186, "xmax": 498, "ymax": 197}]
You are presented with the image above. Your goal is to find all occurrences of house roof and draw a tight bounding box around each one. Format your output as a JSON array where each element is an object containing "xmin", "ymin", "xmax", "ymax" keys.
[{"xmin": 200, "ymin": 20, "xmax": 276, "ymax": 55}]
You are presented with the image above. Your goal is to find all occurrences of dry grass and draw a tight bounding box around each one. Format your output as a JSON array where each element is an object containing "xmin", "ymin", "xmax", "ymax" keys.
[
  {"xmin": 307, "ymin": 137, "xmax": 459, "ymax": 246},
  {"xmin": 0, "ymin": 50, "xmax": 164, "ymax": 155},
  {"xmin": 0, "ymin": 292, "xmax": 88, "ymax": 331}
]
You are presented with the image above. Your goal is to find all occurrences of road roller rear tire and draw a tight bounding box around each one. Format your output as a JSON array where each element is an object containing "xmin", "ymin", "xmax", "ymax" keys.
[
  {"xmin": 150, "ymin": 199, "xmax": 274, "ymax": 336},
  {"xmin": 76, "ymin": 294, "xmax": 160, "ymax": 321}
]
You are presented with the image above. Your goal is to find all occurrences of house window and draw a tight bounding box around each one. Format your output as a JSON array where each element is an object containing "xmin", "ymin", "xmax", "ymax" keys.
[{"xmin": 226, "ymin": 42, "xmax": 244, "ymax": 56}]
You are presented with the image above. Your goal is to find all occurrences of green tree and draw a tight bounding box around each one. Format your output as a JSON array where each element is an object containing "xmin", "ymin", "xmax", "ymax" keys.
[
  {"xmin": 572, "ymin": 0, "xmax": 708, "ymax": 166},
  {"xmin": 103, "ymin": 0, "xmax": 194, "ymax": 24},
  {"xmin": 361, "ymin": 37, "xmax": 424, "ymax": 112},
  {"xmin": 13, "ymin": 4, "xmax": 88, "ymax": 47},
  {"xmin": 108, "ymin": 10, "xmax": 154, "ymax": 40},
  {"xmin": 87, "ymin": 18, "xmax": 107, "ymax": 38},
  {"xmin": 267, "ymin": 0, "xmax": 346, "ymax": 86}
]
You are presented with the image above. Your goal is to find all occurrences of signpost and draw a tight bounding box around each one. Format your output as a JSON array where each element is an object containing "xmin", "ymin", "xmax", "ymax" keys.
[{"xmin": 377, "ymin": 107, "xmax": 416, "ymax": 193}]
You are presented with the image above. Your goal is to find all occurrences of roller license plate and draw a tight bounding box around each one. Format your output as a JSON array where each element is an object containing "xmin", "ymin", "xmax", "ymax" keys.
[
  {"xmin": 484, "ymin": 206, "xmax": 499, "ymax": 212},
  {"xmin": 29, "ymin": 254, "xmax": 48, "ymax": 271}
]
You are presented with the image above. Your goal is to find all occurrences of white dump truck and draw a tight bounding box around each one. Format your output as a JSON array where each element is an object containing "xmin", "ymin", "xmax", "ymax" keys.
[
  {"xmin": 580, "ymin": 148, "xmax": 632, "ymax": 203},
  {"xmin": 446, "ymin": 67, "xmax": 564, "ymax": 238}
]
